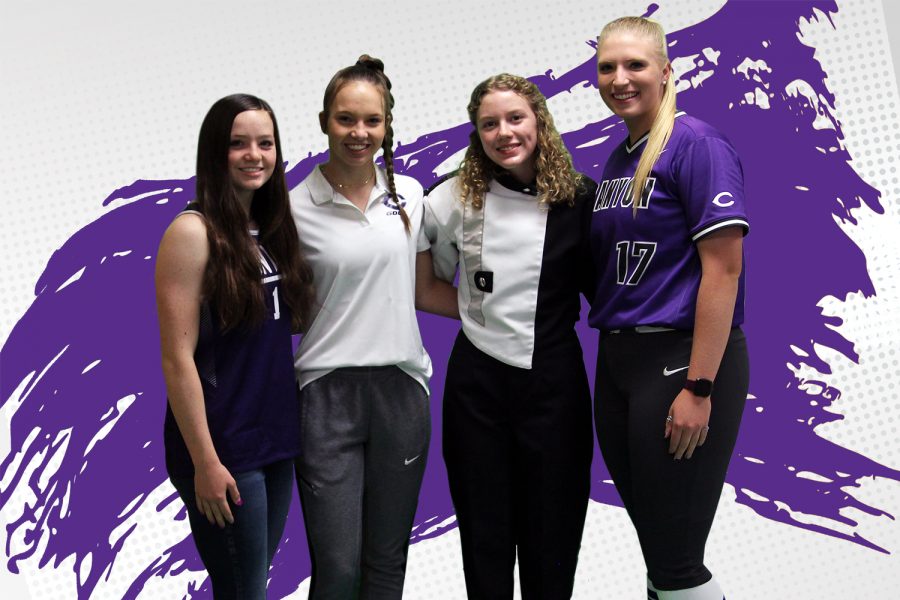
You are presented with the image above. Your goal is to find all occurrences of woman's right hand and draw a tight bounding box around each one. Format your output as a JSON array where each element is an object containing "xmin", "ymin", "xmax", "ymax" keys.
[{"xmin": 194, "ymin": 461, "xmax": 242, "ymax": 528}]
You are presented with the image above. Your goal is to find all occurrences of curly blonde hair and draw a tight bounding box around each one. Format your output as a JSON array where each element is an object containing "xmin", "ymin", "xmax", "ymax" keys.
[{"xmin": 458, "ymin": 74, "xmax": 582, "ymax": 209}]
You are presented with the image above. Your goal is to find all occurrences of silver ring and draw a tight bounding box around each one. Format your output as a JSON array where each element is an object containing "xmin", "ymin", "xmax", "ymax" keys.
[
  {"xmin": 703, "ymin": 425, "xmax": 710, "ymax": 432},
  {"xmin": 666, "ymin": 415, "xmax": 673, "ymax": 422}
]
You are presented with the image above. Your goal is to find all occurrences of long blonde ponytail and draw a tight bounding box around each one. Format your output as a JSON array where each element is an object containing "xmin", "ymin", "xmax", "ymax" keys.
[{"xmin": 631, "ymin": 77, "xmax": 675, "ymax": 215}]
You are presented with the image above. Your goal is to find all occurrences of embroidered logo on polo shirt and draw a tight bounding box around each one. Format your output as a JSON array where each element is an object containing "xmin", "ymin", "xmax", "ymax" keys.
[
  {"xmin": 382, "ymin": 194, "xmax": 407, "ymax": 212},
  {"xmin": 473, "ymin": 271, "xmax": 493, "ymax": 293}
]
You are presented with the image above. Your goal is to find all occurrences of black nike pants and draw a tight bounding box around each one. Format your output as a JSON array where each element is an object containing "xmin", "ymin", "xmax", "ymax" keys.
[
  {"xmin": 594, "ymin": 327, "xmax": 749, "ymax": 591},
  {"xmin": 443, "ymin": 331, "xmax": 594, "ymax": 600}
]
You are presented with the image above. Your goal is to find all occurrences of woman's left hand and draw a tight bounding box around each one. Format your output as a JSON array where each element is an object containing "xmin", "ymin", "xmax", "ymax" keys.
[{"xmin": 665, "ymin": 388, "xmax": 711, "ymax": 459}]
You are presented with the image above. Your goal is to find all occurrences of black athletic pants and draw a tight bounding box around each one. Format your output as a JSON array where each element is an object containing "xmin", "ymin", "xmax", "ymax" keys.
[
  {"xmin": 443, "ymin": 331, "xmax": 593, "ymax": 600},
  {"xmin": 594, "ymin": 327, "xmax": 749, "ymax": 591}
]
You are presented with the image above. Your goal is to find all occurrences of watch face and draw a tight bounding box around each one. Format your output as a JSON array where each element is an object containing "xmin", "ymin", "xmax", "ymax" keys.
[
  {"xmin": 694, "ymin": 378, "xmax": 713, "ymax": 397},
  {"xmin": 686, "ymin": 378, "xmax": 714, "ymax": 397}
]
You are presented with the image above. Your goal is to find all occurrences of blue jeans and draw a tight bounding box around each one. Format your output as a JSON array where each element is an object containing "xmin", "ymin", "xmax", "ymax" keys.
[{"xmin": 171, "ymin": 458, "xmax": 295, "ymax": 600}]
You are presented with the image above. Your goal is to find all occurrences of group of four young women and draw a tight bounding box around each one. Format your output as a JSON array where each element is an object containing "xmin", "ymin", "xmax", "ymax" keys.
[{"xmin": 156, "ymin": 15, "xmax": 749, "ymax": 600}]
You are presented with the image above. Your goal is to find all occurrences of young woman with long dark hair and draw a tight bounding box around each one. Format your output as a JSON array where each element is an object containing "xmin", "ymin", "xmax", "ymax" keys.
[{"xmin": 157, "ymin": 93, "xmax": 314, "ymax": 599}]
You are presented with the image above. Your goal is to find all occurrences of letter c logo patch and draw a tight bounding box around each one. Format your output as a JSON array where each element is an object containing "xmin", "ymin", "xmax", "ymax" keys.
[{"xmin": 712, "ymin": 191, "xmax": 735, "ymax": 207}]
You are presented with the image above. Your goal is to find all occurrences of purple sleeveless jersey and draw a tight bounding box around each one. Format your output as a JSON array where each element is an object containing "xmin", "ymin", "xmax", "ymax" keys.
[
  {"xmin": 164, "ymin": 225, "xmax": 300, "ymax": 477},
  {"xmin": 588, "ymin": 113, "xmax": 749, "ymax": 331}
]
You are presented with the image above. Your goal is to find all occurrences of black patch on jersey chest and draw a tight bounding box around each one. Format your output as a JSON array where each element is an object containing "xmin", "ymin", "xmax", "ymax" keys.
[{"xmin": 474, "ymin": 271, "xmax": 494, "ymax": 293}]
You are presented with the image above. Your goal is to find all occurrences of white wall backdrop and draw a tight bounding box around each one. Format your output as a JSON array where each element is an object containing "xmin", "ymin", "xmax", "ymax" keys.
[{"xmin": 2, "ymin": 1, "xmax": 899, "ymax": 598}]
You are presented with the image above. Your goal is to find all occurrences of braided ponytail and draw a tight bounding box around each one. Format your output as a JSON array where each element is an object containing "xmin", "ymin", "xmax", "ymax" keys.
[
  {"xmin": 357, "ymin": 56, "xmax": 412, "ymax": 233},
  {"xmin": 380, "ymin": 119, "xmax": 412, "ymax": 233}
]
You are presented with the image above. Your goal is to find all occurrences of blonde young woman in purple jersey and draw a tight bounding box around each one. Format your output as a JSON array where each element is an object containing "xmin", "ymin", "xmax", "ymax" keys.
[{"xmin": 588, "ymin": 17, "xmax": 750, "ymax": 600}]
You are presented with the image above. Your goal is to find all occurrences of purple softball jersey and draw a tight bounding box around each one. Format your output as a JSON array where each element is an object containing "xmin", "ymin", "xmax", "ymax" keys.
[{"xmin": 588, "ymin": 113, "xmax": 749, "ymax": 331}]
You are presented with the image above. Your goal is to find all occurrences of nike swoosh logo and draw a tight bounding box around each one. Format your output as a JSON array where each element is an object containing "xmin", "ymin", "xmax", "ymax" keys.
[
  {"xmin": 404, "ymin": 455, "xmax": 420, "ymax": 466},
  {"xmin": 663, "ymin": 366, "xmax": 689, "ymax": 376}
]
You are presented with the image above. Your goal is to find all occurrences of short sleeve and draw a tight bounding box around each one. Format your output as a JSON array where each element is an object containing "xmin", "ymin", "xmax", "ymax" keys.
[
  {"xmin": 423, "ymin": 181, "xmax": 461, "ymax": 283},
  {"xmin": 673, "ymin": 136, "xmax": 749, "ymax": 241},
  {"xmin": 415, "ymin": 206, "xmax": 430, "ymax": 252}
]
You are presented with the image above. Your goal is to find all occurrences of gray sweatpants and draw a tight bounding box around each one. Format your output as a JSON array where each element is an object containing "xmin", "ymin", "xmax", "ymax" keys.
[{"xmin": 295, "ymin": 366, "xmax": 430, "ymax": 600}]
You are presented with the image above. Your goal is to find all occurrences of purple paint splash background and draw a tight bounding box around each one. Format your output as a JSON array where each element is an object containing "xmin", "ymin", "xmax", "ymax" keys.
[{"xmin": 1, "ymin": 1, "xmax": 898, "ymax": 597}]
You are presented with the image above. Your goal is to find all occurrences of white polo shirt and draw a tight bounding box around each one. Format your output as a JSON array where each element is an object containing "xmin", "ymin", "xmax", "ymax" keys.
[{"xmin": 290, "ymin": 165, "xmax": 432, "ymax": 392}]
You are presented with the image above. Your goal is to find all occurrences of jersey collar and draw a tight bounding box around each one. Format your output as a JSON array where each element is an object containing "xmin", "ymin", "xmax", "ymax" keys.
[
  {"xmin": 494, "ymin": 172, "xmax": 538, "ymax": 196},
  {"xmin": 625, "ymin": 111, "xmax": 687, "ymax": 154}
]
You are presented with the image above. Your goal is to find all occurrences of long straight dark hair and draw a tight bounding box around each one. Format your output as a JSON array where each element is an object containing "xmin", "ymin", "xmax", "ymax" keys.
[
  {"xmin": 196, "ymin": 94, "xmax": 314, "ymax": 332},
  {"xmin": 319, "ymin": 55, "xmax": 411, "ymax": 233}
]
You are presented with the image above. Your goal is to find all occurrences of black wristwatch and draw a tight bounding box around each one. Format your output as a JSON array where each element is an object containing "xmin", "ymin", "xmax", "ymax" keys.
[{"xmin": 683, "ymin": 378, "xmax": 714, "ymax": 398}]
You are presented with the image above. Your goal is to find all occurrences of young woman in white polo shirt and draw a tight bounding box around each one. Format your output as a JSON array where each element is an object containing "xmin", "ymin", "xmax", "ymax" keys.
[
  {"xmin": 289, "ymin": 55, "xmax": 456, "ymax": 600},
  {"xmin": 424, "ymin": 74, "xmax": 597, "ymax": 599}
]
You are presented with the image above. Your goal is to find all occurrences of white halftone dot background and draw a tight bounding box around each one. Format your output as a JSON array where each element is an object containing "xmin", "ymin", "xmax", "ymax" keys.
[{"xmin": 3, "ymin": 0, "xmax": 899, "ymax": 598}]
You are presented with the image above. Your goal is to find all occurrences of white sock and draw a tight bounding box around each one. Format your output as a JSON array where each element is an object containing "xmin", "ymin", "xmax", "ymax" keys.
[{"xmin": 654, "ymin": 576, "xmax": 724, "ymax": 600}]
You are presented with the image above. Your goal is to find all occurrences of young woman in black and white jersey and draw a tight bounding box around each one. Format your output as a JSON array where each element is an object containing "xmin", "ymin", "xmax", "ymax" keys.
[{"xmin": 424, "ymin": 74, "xmax": 597, "ymax": 599}]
